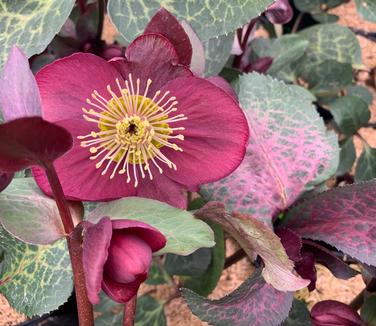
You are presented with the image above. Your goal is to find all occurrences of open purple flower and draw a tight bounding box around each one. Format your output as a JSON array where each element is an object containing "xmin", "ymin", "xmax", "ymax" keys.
[
  {"xmin": 82, "ymin": 217, "xmax": 166, "ymax": 304},
  {"xmin": 32, "ymin": 9, "xmax": 249, "ymax": 208}
]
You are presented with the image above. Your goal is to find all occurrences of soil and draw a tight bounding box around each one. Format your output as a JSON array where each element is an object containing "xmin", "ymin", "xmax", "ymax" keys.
[{"xmin": 1, "ymin": 0, "xmax": 375, "ymax": 325}]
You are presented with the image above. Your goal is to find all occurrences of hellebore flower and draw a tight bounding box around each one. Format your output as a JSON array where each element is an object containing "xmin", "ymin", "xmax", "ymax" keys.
[
  {"xmin": 310, "ymin": 300, "xmax": 363, "ymax": 326},
  {"xmin": 265, "ymin": 0, "xmax": 293, "ymax": 25},
  {"xmin": 32, "ymin": 10, "xmax": 249, "ymax": 208},
  {"xmin": 82, "ymin": 217, "xmax": 166, "ymax": 304}
]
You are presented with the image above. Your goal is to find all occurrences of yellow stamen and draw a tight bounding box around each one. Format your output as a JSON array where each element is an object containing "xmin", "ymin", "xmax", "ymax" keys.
[{"xmin": 78, "ymin": 74, "xmax": 185, "ymax": 186}]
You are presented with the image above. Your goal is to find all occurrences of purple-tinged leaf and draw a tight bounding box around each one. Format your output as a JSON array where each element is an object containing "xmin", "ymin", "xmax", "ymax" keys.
[
  {"xmin": 201, "ymin": 73, "xmax": 339, "ymax": 226},
  {"xmin": 283, "ymin": 180, "xmax": 376, "ymax": 266},
  {"xmin": 0, "ymin": 171, "xmax": 13, "ymax": 193},
  {"xmin": 182, "ymin": 270, "xmax": 294, "ymax": 326},
  {"xmin": 0, "ymin": 117, "xmax": 72, "ymax": 172},
  {"xmin": 303, "ymin": 240, "xmax": 358, "ymax": 280},
  {"xmin": 181, "ymin": 20, "xmax": 205, "ymax": 76},
  {"xmin": 265, "ymin": 0, "xmax": 293, "ymax": 24},
  {"xmin": 195, "ymin": 202, "xmax": 309, "ymax": 291},
  {"xmin": 0, "ymin": 178, "xmax": 68, "ymax": 244},
  {"xmin": 276, "ymin": 228, "xmax": 302, "ymax": 262},
  {"xmin": 245, "ymin": 57, "xmax": 273, "ymax": 73},
  {"xmin": 295, "ymin": 251, "xmax": 316, "ymax": 291},
  {"xmin": 0, "ymin": 46, "xmax": 41, "ymax": 121},
  {"xmin": 310, "ymin": 300, "xmax": 363, "ymax": 326},
  {"xmin": 144, "ymin": 7, "xmax": 192, "ymax": 66}
]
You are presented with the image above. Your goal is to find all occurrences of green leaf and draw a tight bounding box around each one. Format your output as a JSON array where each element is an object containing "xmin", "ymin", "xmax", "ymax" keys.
[
  {"xmin": 251, "ymin": 35, "xmax": 309, "ymax": 75},
  {"xmin": 293, "ymin": 0, "xmax": 346, "ymax": 14},
  {"xmin": 303, "ymin": 60, "xmax": 353, "ymax": 97},
  {"xmin": 360, "ymin": 295, "xmax": 376, "ymax": 326},
  {"xmin": 0, "ymin": 227, "xmax": 72, "ymax": 317},
  {"xmin": 145, "ymin": 262, "xmax": 168, "ymax": 285},
  {"xmin": 135, "ymin": 295, "xmax": 166, "ymax": 326},
  {"xmin": 87, "ymin": 197, "xmax": 215, "ymax": 255},
  {"xmin": 298, "ymin": 24, "xmax": 362, "ymax": 73},
  {"xmin": 165, "ymin": 248, "xmax": 212, "ymax": 276},
  {"xmin": 355, "ymin": 0, "xmax": 376, "ymax": 23},
  {"xmin": 204, "ymin": 32, "xmax": 234, "ymax": 76},
  {"xmin": 282, "ymin": 299, "xmax": 312, "ymax": 326},
  {"xmin": 346, "ymin": 85, "xmax": 373, "ymax": 106},
  {"xmin": 183, "ymin": 221, "xmax": 225, "ymax": 296},
  {"xmin": 95, "ymin": 294, "xmax": 166, "ymax": 326},
  {"xmin": 336, "ymin": 137, "xmax": 356, "ymax": 175},
  {"xmin": 94, "ymin": 292, "xmax": 123, "ymax": 325},
  {"xmin": 0, "ymin": 0, "xmax": 75, "ymax": 69},
  {"xmin": 329, "ymin": 96, "xmax": 370, "ymax": 135},
  {"xmin": 0, "ymin": 178, "xmax": 65, "ymax": 245},
  {"xmin": 107, "ymin": 0, "xmax": 275, "ymax": 42},
  {"xmin": 355, "ymin": 143, "xmax": 376, "ymax": 182},
  {"xmin": 311, "ymin": 12, "xmax": 339, "ymax": 23}
]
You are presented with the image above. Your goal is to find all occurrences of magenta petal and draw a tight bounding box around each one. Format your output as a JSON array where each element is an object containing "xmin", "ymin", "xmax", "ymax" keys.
[
  {"xmin": 111, "ymin": 219, "xmax": 166, "ymax": 252},
  {"xmin": 102, "ymin": 274, "xmax": 145, "ymax": 303},
  {"xmin": 0, "ymin": 117, "xmax": 72, "ymax": 172},
  {"xmin": 160, "ymin": 76, "xmax": 249, "ymax": 186},
  {"xmin": 206, "ymin": 76, "xmax": 238, "ymax": 101},
  {"xmin": 310, "ymin": 300, "xmax": 363, "ymax": 326},
  {"xmin": 265, "ymin": 0, "xmax": 293, "ymax": 24},
  {"xmin": 32, "ymin": 119, "xmax": 137, "ymax": 201},
  {"xmin": 36, "ymin": 53, "xmax": 122, "ymax": 122},
  {"xmin": 112, "ymin": 34, "xmax": 192, "ymax": 94},
  {"xmin": 0, "ymin": 171, "xmax": 13, "ymax": 193},
  {"xmin": 137, "ymin": 172, "xmax": 187, "ymax": 209},
  {"xmin": 0, "ymin": 46, "xmax": 41, "ymax": 121},
  {"xmin": 104, "ymin": 233, "xmax": 152, "ymax": 283},
  {"xmin": 144, "ymin": 8, "xmax": 192, "ymax": 66},
  {"xmin": 82, "ymin": 217, "xmax": 113, "ymax": 305}
]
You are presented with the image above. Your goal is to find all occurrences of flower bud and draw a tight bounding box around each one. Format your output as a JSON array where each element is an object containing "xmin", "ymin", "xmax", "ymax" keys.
[
  {"xmin": 82, "ymin": 217, "xmax": 166, "ymax": 304},
  {"xmin": 265, "ymin": 0, "xmax": 293, "ymax": 24},
  {"xmin": 310, "ymin": 300, "xmax": 363, "ymax": 326}
]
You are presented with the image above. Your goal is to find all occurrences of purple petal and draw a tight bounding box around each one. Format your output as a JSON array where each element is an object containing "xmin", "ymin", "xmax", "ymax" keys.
[
  {"xmin": 0, "ymin": 46, "xmax": 41, "ymax": 121},
  {"xmin": 0, "ymin": 117, "xmax": 72, "ymax": 172},
  {"xmin": 82, "ymin": 217, "xmax": 113, "ymax": 305},
  {"xmin": 102, "ymin": 273, "xmax": 145, "ymax": 303},
  {"xmin": 265, "ymin": 0, "xmax": 294, "ymax": 24},
  {"xmin": 111, "ymin": 219, "xmax": 166, "ymax": 252},
  {"xmin": 311, "ymin": 300, "xmax": 363, "ymax": 326},
  {"xmin": 144, "ymin": 7, "xmax": 192, "ymax": 66}
]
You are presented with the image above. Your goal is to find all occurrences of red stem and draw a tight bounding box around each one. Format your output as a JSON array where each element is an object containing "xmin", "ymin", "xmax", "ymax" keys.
[
  {"xmin": 77, "ymin": 0, "xmax": 86, "ymax": 14},
  {"xmin": 123, "ymin": 296, "xmax": 137, "ymax": 326},
  {"xmin": 233, "ymin": 19, "xmax": 257, "ymax": 69},
  {"xmin": 45, "ymin": 164, "xmax": 94, "ymax": 326}
]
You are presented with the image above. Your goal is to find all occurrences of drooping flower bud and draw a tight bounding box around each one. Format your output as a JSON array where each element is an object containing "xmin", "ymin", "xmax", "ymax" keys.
[
  {"xmin": 82, "ymin": 217, "xmax": 166, "ymax": 304},
  {"xmin": 310, "ymin": 300, "xmax": 363, "ymax": 326},
  {"xmin": 265, "ymin": 0, "xmax": 293, "ymax": 25}
]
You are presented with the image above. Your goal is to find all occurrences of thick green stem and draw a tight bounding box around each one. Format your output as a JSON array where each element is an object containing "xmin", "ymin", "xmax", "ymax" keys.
[{"xmin": 45, "ymin": 164, "xmax": 94, "ymax": 326}]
